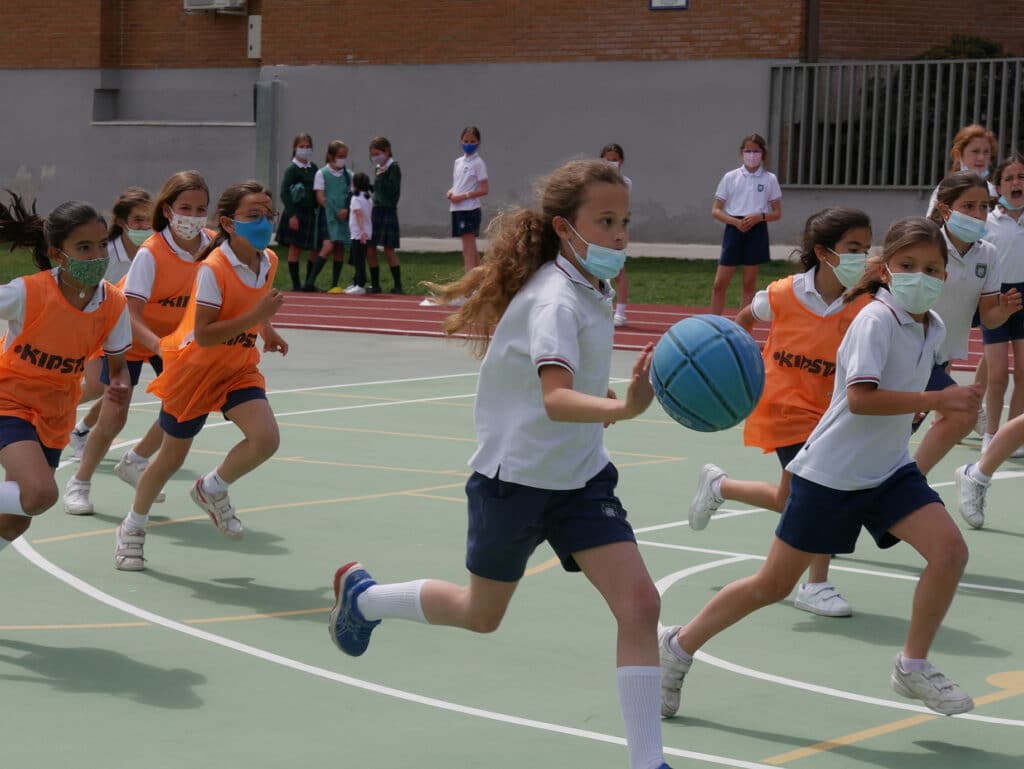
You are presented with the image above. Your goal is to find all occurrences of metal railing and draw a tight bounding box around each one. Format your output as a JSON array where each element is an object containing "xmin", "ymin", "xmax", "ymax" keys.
[{"xmin": 768, "ymin": 58, "xmax": 1024, "ymax": 188}]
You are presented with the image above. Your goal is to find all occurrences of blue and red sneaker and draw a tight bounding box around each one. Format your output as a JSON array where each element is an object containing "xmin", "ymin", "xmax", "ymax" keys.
[{"xmin": 328, "ymin": 562, "xmax": 381, "ymax": 656}]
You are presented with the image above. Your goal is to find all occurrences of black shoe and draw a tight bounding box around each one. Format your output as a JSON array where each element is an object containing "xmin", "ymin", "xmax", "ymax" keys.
[
  {"xmin": 367, "ymin": 285, "xmax": 382, "ymax": 294},
  {"xmin": 389, "ymin": 286, "xmax": 405, "ymax": 295}
]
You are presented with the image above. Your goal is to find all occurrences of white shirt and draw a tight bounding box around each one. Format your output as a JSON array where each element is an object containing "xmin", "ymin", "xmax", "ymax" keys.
[
  {"xmin": 469, "ymin": 255, "xmax": 615, "ymax": 490},
  {"xmin": 0, "ymin": 271, "xmax": 132, "ymax": 355},
  {"xmin": 931, "ymin": 232, "xmax": 1000, "ymax": 361},
  {"xmin": 986, "ymin": 207, "xmax": 1024, "ymax": 283},
  {"xmin": 714, "ymin": 165, "xmax": 782, "ymax": 217},
  {"xmin": 104, "ymin": 237, "xmax": 133, "ymax": 284},
  {"xmin": 787, "ymin": 289, "xmax": 945, "ymax": 490},
  {"xmin": 349, "ymin": 194, "xmax": 373, "ymax": 240},
  {"xmin": 450, "ymin": 154, "xmax": 489, "ymax": 212},
  {"xmin": 195, "ymin": 242, "xmax": 272, "ymax": 308},
  {"xmin": 123, "ymin": 227, "xmax": 209, "ymax": 302},
  {"xmin": 313, "ymin": 165, "xmax": 350, "ymax": 191},
  {"xmin": 750, "ymin": 267, "xmax": 847, "ymax": 322}
]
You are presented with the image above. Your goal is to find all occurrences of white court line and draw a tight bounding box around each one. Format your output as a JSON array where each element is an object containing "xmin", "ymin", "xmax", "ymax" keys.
[
  {"xmin": 11, "ymin": 538, "xmax": 776, "ymax": 769},
  {"xmin": 653, "ymin": 557, "xmax": 1024, "ymax": 726}
]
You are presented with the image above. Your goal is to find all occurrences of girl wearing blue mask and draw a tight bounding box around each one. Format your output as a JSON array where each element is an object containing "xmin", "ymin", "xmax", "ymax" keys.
[
  {"xmin": 911, "ymin": 172, "xmax": 1022, "ymax": 468},
  {"xmin": 979, "ymin": 154, "xmax": 1024, "ymax": 452},
  {"xmin": 113, "ymin": 181, "xmax": 287, "ymax": 571},
  {"xmin": 447, "ymin": 125, "xmax": 489, "ymax": 277},
  {"xmin": 328, "ymin": 159, "xmax": 676, "ymax": 769},
  {"xmin": 661, "ymin": 217, "xmax": 980, "ymax": 720},
  {"xmin": 687, "ymin": 207, "xmax": 874, "ymax": 619}
]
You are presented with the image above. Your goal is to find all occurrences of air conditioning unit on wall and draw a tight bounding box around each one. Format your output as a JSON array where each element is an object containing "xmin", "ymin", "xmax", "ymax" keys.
[{"xmin": 183, "ymin": 0, "xmax": 247, "ymax": 13}]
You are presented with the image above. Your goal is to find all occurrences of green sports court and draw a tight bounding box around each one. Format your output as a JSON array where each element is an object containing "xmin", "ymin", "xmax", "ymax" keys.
[{"xmin": 1, "ymin": 328, "xmax": 1020, "ymax": 768}]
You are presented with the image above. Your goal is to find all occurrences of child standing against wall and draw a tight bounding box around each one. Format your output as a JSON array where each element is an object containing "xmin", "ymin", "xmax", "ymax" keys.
[
  {"xmin": 314, "ymin": 140, "xmax": 355, "ymax": 293},
  {"xmin": 447, "ymin": 125, "xmax": 489, "ymax": 275},
  {"xmin": 278, "ymin": 133, "xmax": 328, "ymax": 292},
  {"xmin": 710, "ymin": 134, "xmax": 782, "ymax": 316},
  {"xmin": 366, "ymin": 137, "xmax": 402, "ymax": 294},
  {"xmin": 346, "ymin": 173, "xmax": 373, "ymax": 295}
]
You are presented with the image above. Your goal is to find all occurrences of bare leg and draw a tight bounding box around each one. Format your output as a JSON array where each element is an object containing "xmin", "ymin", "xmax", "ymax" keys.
[
  {"xmin": 73, "ymin": 387, "xmax": 131, "ymax": 483},
  {"xmin": 130, "ymin": 419, "xmax": 166, "ymax": 461},
  {"xmin": 740, "ymin": 265, "xmax": 760, "ymax": 309},
  {"xmin": 132, "ymin": 433, "xmax": 193, "ymax": 516},
  {"xmin": 984, "ymin": 343, "xmax": 1009, "ymax": 434},
  {"xmin": 886, "ymin": 503, "xmax": 967, "ymax": 659},
  {"xmin": 420, "ymin": 573, "xmax": 518, "ymax": 633},
  {"xmin": 216, "ymin": 399, "xmax": 280, "ymax": 483},
  {"xmin": 81, "ymin": 397, "xmax": 104, "ymax": 430},
  {"xmin": 914, "ymin": 407, "xmax": 973, "ymax": 475},
  {"xmin": 710, "ymin": 265, "xmax": 737, "ymax": 316},
  {"xmin": 460, "ymin": 233, "xmax": 480, "ymax": 273},
  {"xmin": 1008, "ymin": 339, "xmax": 1024, "ymax": 423},
  {"xmin": 384, "ymin": 246, "xmax": 399, "ymax": 268},
  {"xmin": 79, "ymin": 358, "xmax": 105, "ymax": 405},
  {"xmin": 977, "ymin": 414, "xmax": 1024, "ymax": 476}
]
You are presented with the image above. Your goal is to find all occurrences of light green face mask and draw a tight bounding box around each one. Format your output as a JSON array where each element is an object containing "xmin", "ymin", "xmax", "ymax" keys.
[
  {"xmin": 60, "ymin": 251, "xmax": 109, "ymax": 287},
  {"xmin": 126, "ymin": 227, "xmax": 154, "ymax": 246}
]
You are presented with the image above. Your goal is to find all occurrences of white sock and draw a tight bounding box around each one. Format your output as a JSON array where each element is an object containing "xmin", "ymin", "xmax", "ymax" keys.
[
  {"xmin": 74, "ymin": 418, "xmax": 90, "ymax": 434},
  {"xmin": 125, "ymin": 449, "xmax": 148, "ymax": 465},
  {"xmin": 616, "ymin": 303, "xmax": 627, "ymax": 315},
  {"xmin": 616, "ymin": 666, "xmax": 665, "ymax": 769},
  {"xmin": 68, "ymin": 477, "xmax": 90, "ymax": 489},
  {"xmin": 0, "ymin": 481, "xmax": 28, "ymax": 516},
  {"xmin": 967, "ymin": 463, "xmax": 991, "ymax": 484},
  {"xmin": 356, "ymin": 580, "xmax": 428, "ymax": 623},
  {"xmin": 668, "ymin": 633, "xmax": 693, "ymax": 664},
  {"xmin": 202, "ymin": 470, "xmax": 230, "ymax": 495},
  {"xmin": 898, "ymin": 652, "xmax": 928, "ymax": 673},
  {"xmin": 710, "ymin": 476, "xmax": 724, "ymax": 499},
  {"xmin": 125, "ymin": 510, "xmax": 148, "ymax": 529}
]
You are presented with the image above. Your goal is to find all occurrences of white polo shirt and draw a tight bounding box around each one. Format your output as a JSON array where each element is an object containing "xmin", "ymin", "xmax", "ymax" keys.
[
  {"xmin": 750, "ymin": 267, "xmax": 847, "ymax": 322},
  {"xmin": 986, "ymin": 208, "xmax": 1024, "ymax": 283},
  {"xmin": 124, "ymin": 227, "xmax": 210, "ymax": 302},
  {"xmin": 787, "ymin": 289, "xmax": 945, "ymax": 490},
  {"xmin": 450, "ymin": 154, "xmax": 488, "ymax": 212},
  {"xmin": 195, "ymin": 241, "xmax": 272, "ymax": 308},
  {"xmin": 931, "ymin": 231, "xmax": 1000, "ymax": 361},
  {"xmin": 469, "ymin": 255, "xmax": 615, "ymax": 490},
  {"xmin": 104, "ymin": 236, "xmax": 133, "ymax": 284},
  {"xmin": 714, "ymin": 165, "xmax": 782, "ymax": 217}
]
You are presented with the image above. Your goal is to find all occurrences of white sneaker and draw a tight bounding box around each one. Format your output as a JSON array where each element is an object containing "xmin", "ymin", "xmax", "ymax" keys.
[
  {"xmin": 419, "ymin": 297, "xmax": 439, "ymax": 307},
  {"xmin": 890, "ymin": 656, "xmax": 974, "ymax": 715},
  {"xmin": 613, "ymin": 312, "xmax": 627, "ymax": 328},
  {"xmin": 114, "ymin": 454, "xmax": 165, "ymax": 503},
  {"xmin": 190, "ymin": 479, "xmax": 243, "ymax": 540},
  {"xmin": 658, "ymin": 625, "xmax": 691, "ymax": 718},
  {"xmin": 343, "ymin": 284, "xmax": 367, "ymax": 295},
  {"xmin": 973, "ymin": 405, "xmax": 986, "ymax": 437},
  {"xmin": 114, "ymin": 521, "xmax": 146, "ymax": 571},
  {"xmin": 62, "ymin": 478, "xmax": 94, "ymax": 516},
  {"xmin": 793, "ymin": 582, "xmax": 853, "ymax": 617},
  {"xmin": 688, "ymin": 464, "xmax": 726, "ymax": 531},
  {"xmin": 954, "ymin": 464, "xmax": 987, "ymax": 529},
  {"xmin": 68, "ymin": 428, "xmax": 89, "ymax": 461}
]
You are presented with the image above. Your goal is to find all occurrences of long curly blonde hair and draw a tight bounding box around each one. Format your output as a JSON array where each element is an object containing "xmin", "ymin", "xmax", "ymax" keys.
[{"xmin": 424, "ymin": 158, "xmax": 627, "ymax": 357}]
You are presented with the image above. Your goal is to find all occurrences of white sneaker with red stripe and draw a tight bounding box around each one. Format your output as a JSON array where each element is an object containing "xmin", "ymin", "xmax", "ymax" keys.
[{"xmin": 190, "ymin": 479, "xmax": 243, "ymax": 540}]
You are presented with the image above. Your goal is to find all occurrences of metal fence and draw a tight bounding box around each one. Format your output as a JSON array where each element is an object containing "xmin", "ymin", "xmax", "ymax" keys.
[{"xmin": 768, "ymin": 58, "xmax": 1024, "ymax": 189}]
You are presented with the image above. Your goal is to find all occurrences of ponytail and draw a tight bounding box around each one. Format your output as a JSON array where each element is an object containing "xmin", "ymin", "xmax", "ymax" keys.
[{"xmin": 0, "ymin": 193, "xmax": 103, "ymax": 272}]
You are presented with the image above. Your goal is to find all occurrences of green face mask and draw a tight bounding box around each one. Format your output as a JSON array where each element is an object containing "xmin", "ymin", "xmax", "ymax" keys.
[
  {"xmin": 126, "ymin": 227, "xmax": 154, "ymax": 246},
  {"xmin": 61, "ymin": 251, "xmax": 109, "ymax": 286}
]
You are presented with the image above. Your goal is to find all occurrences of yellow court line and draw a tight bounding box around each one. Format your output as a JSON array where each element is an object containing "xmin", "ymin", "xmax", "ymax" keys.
[
  {"xmin": 277, "ymin": 421, "xmax": 477, "ymax": 443},
  {"xmin": 273, "ymin": 456, "xmax": 466, "ymax": 477},
  {"xmin": 524, "ymin": 556, "xmax": 561, "ymax": 577},
  {"xmin": 30, "ymin": 482, "xmax": 467, "ymax": 544},
  {"xmin": 762, "ymin": 670, "xmax": 1024, "ymax": 764},
  {"xmin": 407, "ymin": 492, "xmax": 465, "ymax": 503},
  {"xmin": 612, "ymin": 450, "xmax": 686, "ymax": 460}
]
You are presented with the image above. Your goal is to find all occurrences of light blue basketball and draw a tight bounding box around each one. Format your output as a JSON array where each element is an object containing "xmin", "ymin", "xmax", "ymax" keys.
[{"xmin": 651, "ymin": 315, "xmax": 765, "ymax": 432}]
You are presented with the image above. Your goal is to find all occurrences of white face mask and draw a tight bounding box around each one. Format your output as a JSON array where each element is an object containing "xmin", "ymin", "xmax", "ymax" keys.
[
  {"xmin": 825, "ymin": 248, "xmax": 867, "ymax": 289},
  {"xmin": 333, "ymin": 159, "xmax": 347, "ymax": 171},
  {"xmin": 295, "ymin": 147, "xmax": 313, "ymax": 162},
  {"xmin": 371, "ymin": 153, "xmax": 387, "ymax": 167},
  {"xmin": 169, "ymin": 212, "xmax": 206, "ymax": 241},
  {"xmin": 743, "ymin": 151, "xmax": 763, "ymax": 168}
]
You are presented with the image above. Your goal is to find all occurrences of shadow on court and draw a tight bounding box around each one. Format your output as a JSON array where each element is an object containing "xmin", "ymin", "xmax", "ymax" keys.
[
  {"xmin": 85, "ymin": 512, "xmax": 292, "ymax": 557},
  {"xmin": 142, "ymin": 571, "xmax": 329, "ymax": 622},
  {"xmin": 0, "ymin": 639, "xmax": 205, "ymax": 708}
]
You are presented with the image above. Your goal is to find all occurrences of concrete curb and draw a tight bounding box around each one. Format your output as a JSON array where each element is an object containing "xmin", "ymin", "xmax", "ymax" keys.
[{"xmin": 396, "ymin": 237, "xmax": 798, "ymax": 261}]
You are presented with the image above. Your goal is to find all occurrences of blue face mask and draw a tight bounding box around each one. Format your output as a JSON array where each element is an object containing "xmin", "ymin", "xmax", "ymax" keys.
[
  {"xmin": 565, "ymin": 221, "xmax": 626, "ymax": 281},
  {"xmin": 946, "ymin": 210, "xmax": 988, "ymax": 243},
  {"xmin": 232, "ymin": 217, "xmax": 274, "ymax": 251},
  {"xmin": 462, "ymin": 143, "xmax": 479, "ymax": 155},
  {"xmin": 959, "ymin": 163, "xmax": 990, "ymax": 180},
  {"xmin": 998, "ymin": 194, "xmax": 1024, "ymax": 211}
]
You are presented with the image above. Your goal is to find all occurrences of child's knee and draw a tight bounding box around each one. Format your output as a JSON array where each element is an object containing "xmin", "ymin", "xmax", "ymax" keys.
[
  {"xmin": 20, "ymin": 481, "xmax": 58, "ymax": 515},
  {"xmin": 0, "ymin": 514, "xmax": 31, "ymax": 540},
  {"xmin": 751, "ymin": 572, "xmax": 799, "ymax": 605},
  {"xmin": 613, "ymin": 581, "xmax": 661, "ymax": 629}
]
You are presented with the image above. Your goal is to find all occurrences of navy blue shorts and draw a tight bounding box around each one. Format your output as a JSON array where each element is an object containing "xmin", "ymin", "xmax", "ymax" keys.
[
  {"xmin": 159, "ymin": 387, "xmax": 267, "ymax": 440},
  {"xmin": 775, "ymin": 442, "xmax": 804, "ymax": 468},
  {"xmin": 100, "ymin": 355, "xmax": 163, "ymax": 387},
  {"xmin": 451, "ymin": 209, "xmax": 482, "ymax": 237},
  {"xmin": 778, "ymin": 463, "xmax": 941, "ymax": 554},
  {"xmin": 369, "ymin": 206, "xmax": 400, "ymax": 249},
  {"xmin": 720, "ymin": 221, "xmax": 770, "ymax": 267},
  {"xmin": 911, "ymin": 361, "xmax": 955, "ymax": 433},
  {"xmin": 0, "ymin": 416, "xmax": 61, "ymax": 468},
  {"xmin": 982, "ymin": 283, "xmax": 1024, "ymax": 343},
  {"xmin": 464, "ymin": 462, "xmax": 636, "ymax": 582}
]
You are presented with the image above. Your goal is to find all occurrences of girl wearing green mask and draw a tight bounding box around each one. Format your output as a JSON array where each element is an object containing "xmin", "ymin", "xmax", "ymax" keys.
[
  {"xmin": 687, "ymin": 207, "xmax": 872, "ymax": 619},
  {"xmin": 70, "ymin": 187, "xmax": 153, "ymax": 456},
  {"xmin": 0, "ymin": 194, "xmax": 132, "ymax": 551}
]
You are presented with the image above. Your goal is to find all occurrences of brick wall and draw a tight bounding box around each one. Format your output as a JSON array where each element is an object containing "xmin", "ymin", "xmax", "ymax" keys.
[
  {"xmin": 0, "ymin": 0, "xmax": 104, "ymax": 67},
  {"xmin": 817, "ymin": 0, "xmax": 1024, "ymax": 60}
]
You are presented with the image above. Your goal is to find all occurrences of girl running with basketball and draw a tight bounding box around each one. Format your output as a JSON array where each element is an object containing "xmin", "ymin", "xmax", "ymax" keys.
[
  {"xmin": 327, "ymin": 159, "xmax": 675, "ymax": 769},
  {"xmin": 64, "ymin": 172, "xmax": 212, "ymax": 515},
  {"xmin": 113, "ymin": 181, "xmax": 287, "ymax": 571},
  {"xmin": 687, "ymin": 207, "xmax": 874, "ymax": 618},
  {"xmin": 0, "ymin": 194, "xmax": 131, "ymax": 550},
  {"xmin": 661, "ymin": 217, "xmax": 979, "ymax": 719}
]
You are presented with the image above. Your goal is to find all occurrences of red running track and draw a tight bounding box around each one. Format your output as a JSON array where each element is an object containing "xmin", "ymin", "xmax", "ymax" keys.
[{"xmin": 273, "ymin": 292, "xmax": 986, "ymax": 371}]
